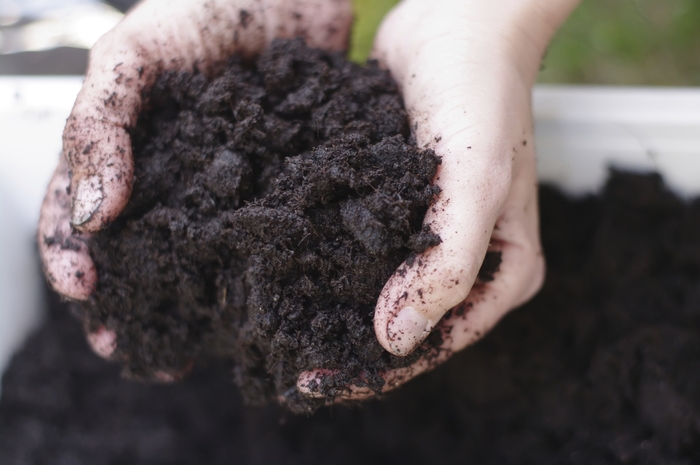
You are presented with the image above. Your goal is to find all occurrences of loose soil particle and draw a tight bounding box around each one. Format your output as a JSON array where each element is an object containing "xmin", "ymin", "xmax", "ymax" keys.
[
  {"xmin": 70, "ymin": 38, "xmax": 448, "ymax": 411},
  {"xmin": 4, "ymin": 171, "xmax": 700, "ymax": 464}
]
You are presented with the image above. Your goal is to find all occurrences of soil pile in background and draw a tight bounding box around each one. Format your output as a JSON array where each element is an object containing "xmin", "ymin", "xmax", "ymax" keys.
[
  {"xmin": 4, "ymin": 172, "xmax": 700, "ymax": 464},
  {"xmin": 72, "ymin": 38, "xmax": 442, "ymax": 411}
]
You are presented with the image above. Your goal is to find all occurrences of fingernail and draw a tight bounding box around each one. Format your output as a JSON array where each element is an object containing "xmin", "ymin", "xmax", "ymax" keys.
[
  {"xmin": 386, "ymin": 306, "xmax": 431, "ymax": 356},
  {"xmin": 71, "ymin": 175, "xmax": 103, "ymax": 226}
]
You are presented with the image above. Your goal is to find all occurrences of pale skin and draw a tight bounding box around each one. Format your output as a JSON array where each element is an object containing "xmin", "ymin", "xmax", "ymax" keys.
[{"xmin": 39, "ymin": 0, "xmax": 581, "ymax": 394}]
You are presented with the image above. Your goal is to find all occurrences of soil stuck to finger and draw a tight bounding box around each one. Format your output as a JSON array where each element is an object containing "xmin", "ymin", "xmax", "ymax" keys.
[{"xmin": 74, "ymin": 38, "xmax": 452, "ymax": 411}]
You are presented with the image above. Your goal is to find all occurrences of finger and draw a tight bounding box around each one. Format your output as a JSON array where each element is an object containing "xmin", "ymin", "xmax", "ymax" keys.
[
  {"xmin": 83, "ymin": 319, "xmax": 196, "ymax": 383},
  {"xmin": 87, "ymin": 326, "xmax": 117, "ymax": 359},
  {"xmin": 297, "ymin": 369, "xmax": 344, "ymax": 399},
  {"xmin": 151, "ymin": 360, "xmax": 194, "ymax": 383},
  {"xmin": 38, "ymin": 156, "xmax": 97, "ymax": 300},
  {"xmin": 297, "ymin": 347, "xmax": 452, "ymax": 401},
  {"xmin": 297, "ymin": 370, "xmax": 388, "ymax": 400},
  {"xmin": 67, "ymin": 0, "xmax": 353, "ymax": 232}
]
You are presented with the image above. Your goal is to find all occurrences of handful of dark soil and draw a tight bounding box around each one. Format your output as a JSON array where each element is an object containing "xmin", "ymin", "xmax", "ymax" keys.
[{"xmin": 75, "ymin": 38, "xmax": 443, "ymax": 411}]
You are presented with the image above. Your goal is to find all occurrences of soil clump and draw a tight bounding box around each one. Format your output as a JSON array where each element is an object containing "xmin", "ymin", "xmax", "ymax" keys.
[
  {"xmin": 71, "ymin": 38, "xmax": 446, "ymax": 411},
  {"xmin": 5, "ymin": 172, "xmax": 700, "ymax": 464}
]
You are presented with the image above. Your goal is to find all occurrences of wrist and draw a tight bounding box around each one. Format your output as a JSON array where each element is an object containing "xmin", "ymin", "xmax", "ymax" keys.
[
  {"xmin": 377, "ymin": 0, "xmax": 581, "ymax": 87},
  {"xmin": 484, "ymin": 0, "xmax": 582, "ymax": 82}
]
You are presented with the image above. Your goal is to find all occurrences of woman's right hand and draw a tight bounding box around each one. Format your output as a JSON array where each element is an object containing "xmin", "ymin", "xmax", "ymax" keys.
[
  {"xmin": 297, "ymin": 0, "xmax": 581, "ymax": 401},
  {"xmin": 38, "ymin": 0, "xmax": 353, "ymax": 356}
]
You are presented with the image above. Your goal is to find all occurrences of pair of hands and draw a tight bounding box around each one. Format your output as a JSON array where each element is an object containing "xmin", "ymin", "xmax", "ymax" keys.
[{"xmin": 39, "ymin": 0, "xmax": 579, "ymax": 399}]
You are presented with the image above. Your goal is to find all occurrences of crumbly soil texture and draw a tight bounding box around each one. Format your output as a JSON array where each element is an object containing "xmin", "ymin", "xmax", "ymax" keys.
[
  {"xmin": 73, "ymin": 38, "xmax": 446, "ymax": 411},
  {"xmin": 5, "ymin": 171, "xmax": 700, "ymax": 464}
]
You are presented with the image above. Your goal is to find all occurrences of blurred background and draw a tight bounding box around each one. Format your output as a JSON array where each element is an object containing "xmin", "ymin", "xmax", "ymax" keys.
[
  {"xmin": 351, "ymin": 0, "xmax": 700, "ymax": 86},
  {"xmin": 0, "ymin": 0, "xmax": 123, "ymax": 74},
  {"xmin": 0, "ymin": 0, "xmax": 699, "ymax": 84}
]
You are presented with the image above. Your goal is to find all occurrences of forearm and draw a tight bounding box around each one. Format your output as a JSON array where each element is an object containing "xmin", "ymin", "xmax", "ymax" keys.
[{"xmin": 372, "ymin": 0, "xmax": 582, "ymax": 160}]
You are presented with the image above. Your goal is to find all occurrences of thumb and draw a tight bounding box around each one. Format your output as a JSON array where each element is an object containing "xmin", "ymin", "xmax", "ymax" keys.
[{"xmin": 374, "ymin": 153, "xmax": 510, "ymax": 356}]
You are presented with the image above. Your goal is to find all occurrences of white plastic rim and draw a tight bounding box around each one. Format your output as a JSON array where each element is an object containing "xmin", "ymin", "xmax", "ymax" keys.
[
  {"xmin": 535, "ymin": 85, "xmax": 700, "ymax": 198},
  {"xmin": 1, "ymin": 77, "xmax": 700, "ymax": 387},
  {"xmin": 0, "ymin": 77, "xmax": 84, "ymax": 391}
]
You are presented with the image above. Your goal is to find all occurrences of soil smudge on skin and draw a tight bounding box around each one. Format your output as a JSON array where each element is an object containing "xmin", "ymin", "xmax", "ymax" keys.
[
  {"xmin": 74, "ymin": 38, "xmax": 446, "ymax": 411},
  {"xmin": 477, "ymin": 251, "xmax": 501, "ymax": 283}
]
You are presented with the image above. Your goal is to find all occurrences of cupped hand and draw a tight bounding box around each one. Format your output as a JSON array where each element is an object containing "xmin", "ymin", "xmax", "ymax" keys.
[
  {"xmin": 39, "ymin": 0, "xmax": 352, "ymax": 358},
  {"xmin": 298, "ymin": 0, "xmax": 581, "ymax": 400}
]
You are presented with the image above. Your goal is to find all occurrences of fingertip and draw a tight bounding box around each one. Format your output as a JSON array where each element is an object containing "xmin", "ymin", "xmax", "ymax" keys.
[
  {"xmin": 297, "ymin": 370, "xmax": 332, "ymax": 398},
  {"xmin": 45, "ymin": 249, "xmax": 97, "ymax": 301},
  {"xmin": 297, "ymin": 370, "xmax": 377, "ymax": 401},
  {"xmin": 151, "ymin": 360, "xmax": 195, "ymax": 383},
  {"xmin": 372, "ymin": 213, "xmax": 516, "ymax": 358},
  {"xmin": 87, "ymin": 326, "xmax": 117, "ymax": 359},
  {"xmin": 383, "ymin": 305, "xmax": 432, "ymax": 356},
  {"xmin": 40, "ymin": 155, "xmax": 98, "ymax": 300},
  {"xmin": 374, "ymin": 249, "xmax": 475, "ymax": 357}
]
